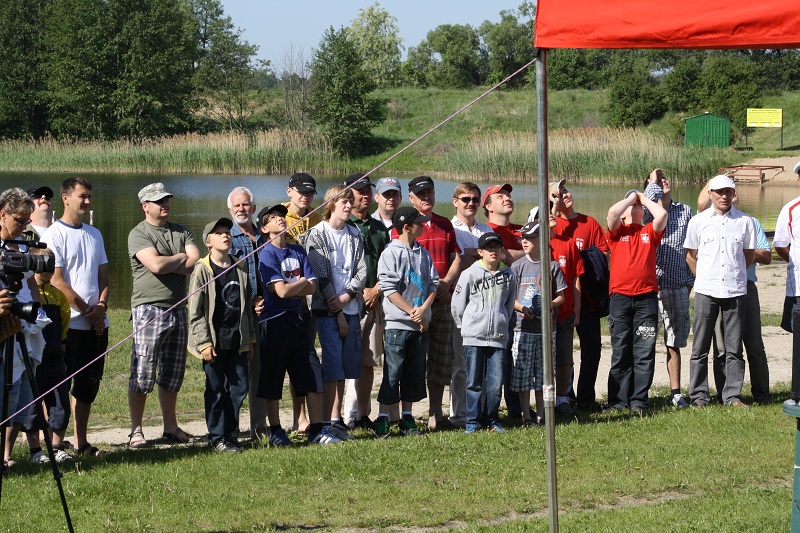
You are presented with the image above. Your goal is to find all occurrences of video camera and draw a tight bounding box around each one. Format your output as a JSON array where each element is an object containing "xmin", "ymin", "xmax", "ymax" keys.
[{"xmin": 0, "ymin": 238, "xmax": 55, "ymax": 322}]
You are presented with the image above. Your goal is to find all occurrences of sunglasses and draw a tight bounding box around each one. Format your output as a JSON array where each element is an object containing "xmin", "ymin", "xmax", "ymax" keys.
[
  {"xmin": 283, "ymin": 267, "xmax": 301, "ymax": 278},
  {"xmin": 151, "ymin": 197, "xmax": 170, "ymax": 205},
  {"xmin": 10, "ymin": 215, "xmax": 30, "ymax": 226},
  {"xmin": 459, "ymin": 196, "xmax": 480, "ymax": 204}
]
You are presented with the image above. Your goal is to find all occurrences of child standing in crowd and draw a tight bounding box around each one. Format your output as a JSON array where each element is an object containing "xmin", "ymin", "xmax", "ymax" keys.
[
  {"xmin": 511, "ymin": 221, "xmax": 566, "ymax": 426},
  {"xmin": 188, "ymin": 218, "xmax": 255, "ymax": 453},
  {"xmin": 256, "ymin": 204, "xmax": 340, "ymax": 446},
  {"xmin": 305, "ymin": 185, "xmax": 367, "ymax": 441},
  {"xmin": 451, "ymin": 232, "xmax": 517, "ymax": 433},
  {"xmin": 26, "ymin": 246, "xmax": 73, "ymax": 463},
  {"xmin": 374, "ymin": 207, "xmax": 439, "ymax": 437}
]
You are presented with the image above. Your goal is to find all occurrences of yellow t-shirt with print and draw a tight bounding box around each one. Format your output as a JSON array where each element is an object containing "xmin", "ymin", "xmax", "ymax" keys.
[{"xmin": 281, "ymin": 202, "xmax": 321, "ymax": 245}]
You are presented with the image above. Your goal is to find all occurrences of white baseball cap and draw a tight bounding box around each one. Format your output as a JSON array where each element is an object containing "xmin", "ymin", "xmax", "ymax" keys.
[{"xmin": 708, "ymin": 175, "xmax": 736, "ymax": 191}]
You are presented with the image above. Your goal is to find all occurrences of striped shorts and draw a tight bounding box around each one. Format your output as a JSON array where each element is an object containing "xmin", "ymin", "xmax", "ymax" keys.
[{"xmin": 129, "ymin": 305, "xmax": 188, "ymax": 393}]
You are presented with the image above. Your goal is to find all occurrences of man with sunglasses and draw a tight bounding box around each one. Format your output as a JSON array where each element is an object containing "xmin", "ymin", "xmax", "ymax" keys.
[
  {"xmin": 24, "ymin": 186, "xmax": 54, "ymax": 240},
  {"xmin": 127, "ymin": 183, "xmax": 200, "ymax": 446}
]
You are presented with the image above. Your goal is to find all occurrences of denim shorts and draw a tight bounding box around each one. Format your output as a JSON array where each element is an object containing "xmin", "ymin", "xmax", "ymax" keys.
[
  {"xmin": 258, "ymin": 313, "xmax": 323, "ymax": 399},
  {"xmin": 316, "ymin": 313, "xmax": 362, "ymax": 381},
  {"xmin": 377, "ymin": 329, "xmax": 427, "ymax": 405}
]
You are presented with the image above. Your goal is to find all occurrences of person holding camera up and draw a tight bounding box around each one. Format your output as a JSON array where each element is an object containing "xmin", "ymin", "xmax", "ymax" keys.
[{"xmin": 41, "ymin": 177, "xmax": 110, "ymax": 458}]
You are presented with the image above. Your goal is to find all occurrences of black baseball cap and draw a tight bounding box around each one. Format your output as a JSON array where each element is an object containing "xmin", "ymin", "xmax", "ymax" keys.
[
  {"xmin": 27, "ymin": 186, "xmax": 54, "ymax": 200},
  {"xmin": 256, "ymin": 204, "xmax": 289, "ymax": 227},
  {"xmin": 202, "ymin": 217, "xmax": 233, "ymax": 243},
  {"xmin": 392, "ymin": 206, "xmax": 430, "ymax": 231},
  {"xmin": 478, "ymin": 232, "xmax": 504, "ymax": 249},
  {"xmin": 288, "ymin": 173, "xmax": 317, "ymax": 193},
  {"xmin": 344, "ymin": 173, "xmax": 373, "ymax": 189},
  {"xmin": 520, "ymin": 221, "xmax": 540, "ymax": 238},
  {"xmin": 408, "ymin": 176, "xmax": 435, "ymax": 195}
]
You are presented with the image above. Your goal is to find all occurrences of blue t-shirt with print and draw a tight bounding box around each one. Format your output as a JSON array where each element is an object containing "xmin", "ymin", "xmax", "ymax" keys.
[{"xmin": 258, "ymin": 243, "xmax": 316, "ymax": 321}]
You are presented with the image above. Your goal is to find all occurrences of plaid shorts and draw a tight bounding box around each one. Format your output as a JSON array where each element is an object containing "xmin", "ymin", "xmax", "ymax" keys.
[
  {"xmin": 658, "ymin": 287, "xmax": 690, "ymax": 349},
  {"xmin": 511, "ymin": 331, "xmax": 545, "ymax": 392},
  {"xmin": 426, "ymin": 301, "xmax": 455, "ymax": 385},
  {"xmin": 129, "ymin": 305, "xmax": 188, "ymax": 394}
]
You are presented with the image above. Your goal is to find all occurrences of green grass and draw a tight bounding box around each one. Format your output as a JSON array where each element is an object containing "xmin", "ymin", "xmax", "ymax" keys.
[{"xmin": 0, "ymin": 309, "xmax": 795, "ymax": 530}]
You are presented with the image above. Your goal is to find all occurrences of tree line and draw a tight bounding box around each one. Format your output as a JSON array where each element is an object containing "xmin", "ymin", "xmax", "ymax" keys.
[{"xmin": 2, "ymin": 0, "xmax": 799, "ymax": 153}]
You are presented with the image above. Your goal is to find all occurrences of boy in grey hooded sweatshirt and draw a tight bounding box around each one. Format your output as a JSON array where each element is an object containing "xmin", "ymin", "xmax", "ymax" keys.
[
  {"xmin": 374, "ymin": 207, "xmax": 439, "ymax": 437},
  {"xmin": 451, "ymin": 232, "xmax": 517, "ymax": 433}
]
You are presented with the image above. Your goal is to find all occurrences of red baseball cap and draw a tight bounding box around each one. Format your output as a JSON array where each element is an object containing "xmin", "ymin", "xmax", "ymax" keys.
[{"xmin": 481, "ymin": 183, "xmax": 513, "ymax": 206}]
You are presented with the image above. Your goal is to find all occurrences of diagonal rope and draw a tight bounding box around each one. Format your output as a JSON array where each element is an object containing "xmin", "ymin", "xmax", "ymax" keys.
[{"xmin": 2, "ymin": 57, "xmax": 538, "ymax": 426}]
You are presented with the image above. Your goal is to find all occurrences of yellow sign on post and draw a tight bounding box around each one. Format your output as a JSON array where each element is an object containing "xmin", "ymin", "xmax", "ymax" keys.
[{"xmin": 747, "ymin": 108, "xmax": 783, "ymax": 127}]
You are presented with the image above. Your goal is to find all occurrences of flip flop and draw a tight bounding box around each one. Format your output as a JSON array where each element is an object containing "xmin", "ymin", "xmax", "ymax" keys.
[
  {"xmin": 128, "ymin": 430, "xmax": 150, "ymax": 448},
  {"xmin": 161, "ymin": 429, "xmax": 193, "ymax": 444},
  {"xmin": 76, "ymin": 443, "xmax": 106, "ymax": 458}
]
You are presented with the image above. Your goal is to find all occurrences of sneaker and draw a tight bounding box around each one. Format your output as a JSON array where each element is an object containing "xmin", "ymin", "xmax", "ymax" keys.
[
  {"xmin": 488, "ymin": 423, "xmax": 506, "ymax": 433},
  {"xmin": 671, "ymin": 393, "xmax": 689, "ymax": 408},
  {"xmin": 308, "ymin": 426, "xmax": 343, "ymax": 445},
  {"xmin": 53, "ymin": 449, "xmax": 73, "ymax": 464},
  {"xmin": 630, "ymin": 404, "xmax": 648, "ymax": 415},
  {"xmin": 465, "ymin": 423, "xmax": 481, "ymax": 434},
  {"xmin": 213, "ymin": 441, "xmax": 243, "ymax": 453},
  {"xmin": 602, "ymin": 404, "xmax": 627, "ymax": 414},
  {"xmin": 373, "ymin": 416, "xmax": 391, "ymax": 438},
  {"xmin": 399, "ymin": 417, "xmax": 421, "ymax": 437},
  {"xmin": 329, "ymin": 421, "xmax": 355, "ymax": 441},
  {"xmin": 268, "ymin": 428, "xmax": 294, "ymax": 448},
  {"xmin": 555, "ymin": 402, "xmax": 577, "ymax": 417},
  {"xmin": 349, "ymin": 415, "xmax": 373, "ymax": 431},
  {"xmin": 30, "ymin": 450, "xmax": 50, "ymax": 465}
]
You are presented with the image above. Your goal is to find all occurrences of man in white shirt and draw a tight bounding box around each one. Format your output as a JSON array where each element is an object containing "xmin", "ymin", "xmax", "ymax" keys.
[
  {"xmin": 24, "ymin": 186, "xmax": 54, "ymax": 239},
  {"xmin": 773, "ymin": 160, "xmax": 800, "ymax": 403},
  {"xmin": 684, "ymin": 175, "xmax": 755, "ymax": 408}
]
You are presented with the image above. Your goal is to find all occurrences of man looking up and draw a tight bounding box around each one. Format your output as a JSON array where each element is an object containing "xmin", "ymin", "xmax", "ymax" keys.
[
  {"xmin": 227, "ymin": 186, "xmax": 266, "ymax": 439},
  {"xmin": 25, "ymin": 186, "xmax": 54, "ymax": 239},
  {"xmin": 43, "ymin": 177, "xmax": 110, "ymax": 457},
  {"xmin": 128, "ymin": 183, "xmax": 200, "ymax": 444},
  {"xmin": 483, "ymin": 184, "xmax": 525, "ymax": 264},
  {"xmin": 372, "ymin": 177, "xmax": 401, "ymax": 228}
]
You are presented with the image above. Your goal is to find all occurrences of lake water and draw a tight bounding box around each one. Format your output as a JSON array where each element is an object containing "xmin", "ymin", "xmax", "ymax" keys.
[{"xmin": 0, "ymin": 172, "xmax": 796, "ymax": 308}]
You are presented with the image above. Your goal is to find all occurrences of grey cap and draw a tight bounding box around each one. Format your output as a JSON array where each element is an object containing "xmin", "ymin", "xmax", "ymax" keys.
[
  {"xmin": 376, "ymin": 177, "xmax": 401, "ymax": 194},
  {"xmin": 138, "ymin": 183, "xmax": 174, "ymax": 203},
  {"xmin": 202, "ymin": 217, "xmax": 233, "ymax": 243}
]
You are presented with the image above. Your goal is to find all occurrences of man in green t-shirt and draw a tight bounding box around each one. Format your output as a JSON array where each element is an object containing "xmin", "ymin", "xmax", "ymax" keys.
[{"xmin": 127, "ymin": 183, "xmax": 200, "ymax": 446}]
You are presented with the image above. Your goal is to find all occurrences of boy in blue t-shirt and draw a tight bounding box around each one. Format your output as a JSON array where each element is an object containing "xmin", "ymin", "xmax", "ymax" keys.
[{"xmin": 256, "ymin": 204, "xmax": 341, "ymax": 446}]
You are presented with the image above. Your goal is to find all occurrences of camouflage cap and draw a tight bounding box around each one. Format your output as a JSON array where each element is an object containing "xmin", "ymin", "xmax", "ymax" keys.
[{"xmin": 138, "ymin": 182, "xmax": 174, "ymax": 203}]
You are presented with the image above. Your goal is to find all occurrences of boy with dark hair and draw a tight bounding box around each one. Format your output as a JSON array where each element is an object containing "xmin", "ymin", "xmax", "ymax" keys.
[
  {"xmin": 373, "ymin": 207, "xmax": 439, "ymax": 437},
  {"xmin": 188, "ymin": 217, "xmax": 255, "ymax": 453}
]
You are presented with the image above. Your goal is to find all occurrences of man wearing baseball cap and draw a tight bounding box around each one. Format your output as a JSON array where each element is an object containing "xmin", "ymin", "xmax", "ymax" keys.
[
  {"xmin": 25, "ymin": 186, "xmax": 55, "ymax": 239},
  {"xmin": 128, "ymin": 182, "xmax": 200, "ymax": 445},
  {"xmin": 394, "ymin": 176, "xmax": 462, "ymax": 431},
  {"xmin": 685, "ymin": 175, "xmax": 755, "ymax": 408},
  {"xmin": 372, "ymin": 177, "xmax": 401, "ymax": 228},
  {"xmin": 483, "ymin": 183, "xmax": 525, "ymax": 264}
]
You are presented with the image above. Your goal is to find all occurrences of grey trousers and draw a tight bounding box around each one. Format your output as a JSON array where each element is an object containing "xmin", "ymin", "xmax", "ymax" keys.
[
  {"xmin": 689, "ymin": 293, "xmax": 746, "ymax": 405},
  {"xmin": 712, "ymin": 282, "xmax": 771, "ymax": 403}
]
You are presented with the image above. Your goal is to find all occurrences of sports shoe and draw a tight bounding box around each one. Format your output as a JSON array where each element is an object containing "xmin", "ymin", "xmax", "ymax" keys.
[
  {"xmin": 465, "ymin": 423, "xmax": 481, "ymax": 434},
  {"xmin": 602, "ymin": 404, "xmax": 627, "ymax": 414},
  {"xmin": 555, "ymin": 402, "xmax": 577, "ymax": 417},
  {"xmin": 349, "ymin": 415, "xmax": 373, "ymax": 431},
  {"xmin": 53, "ymin": 449, "xmax": 73, "ymax": 464},
  {"xmin": 488, "ymin": 423, "xmax": 506, "ymax": 433},
  {"xmin": 630, "ymin": 404, "xmax": 648, "ymax": 416},
  {"xmin": 268, "ymin": 428, "xmax": 294, "ymax": 447},
  {"xmin": 329, "ymin": 421, "xmax": 355, "ymax": 441},
  {"xmin": 399, "ymin": 417, "xmax": 421, "ymax": 437},
  {"xmin": 308, "ymin": 426, "xmax": 343, "ymax": 445},
  {"xmin": 373, "ymin": 416, "xmax": 391, "ymax": 438},
  {"xmin": 671, "ymin": 393, "xmax": 689, "ymax": 408},
  {"xmin": 30, "ymin": 450, "xmax": 50, "ymax": 465},
  {"xmin": 213, "ymin": 440, "xmax": 243, "ymax": 453}
]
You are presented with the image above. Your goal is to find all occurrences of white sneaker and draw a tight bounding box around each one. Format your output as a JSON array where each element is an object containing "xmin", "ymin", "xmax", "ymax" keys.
[
  {"xmin": 30, "ymin": 450, "xmax": 50, "ymax": 465},
  {"xmin": 53, "ymin": 449, "xmax": 73, "ymax": 463},
  {"xmin": 671, "ymin": 393, "xmax": 689, "ymax": 408}
]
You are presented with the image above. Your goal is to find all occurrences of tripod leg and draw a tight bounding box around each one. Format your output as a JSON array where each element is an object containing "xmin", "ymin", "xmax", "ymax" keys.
[
  {"xmin": 16, "ymin": 332, "xmax": 74, "ymax": 532},
  {"xmin": 0, "ymin": 336, "xmax": 18, "ymax": 503}
]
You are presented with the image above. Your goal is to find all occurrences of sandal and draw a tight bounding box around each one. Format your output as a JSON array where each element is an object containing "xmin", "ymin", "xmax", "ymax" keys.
[
  {"xmin": 128, "ymin": 430, "xmax": 150, "ymax": 449},
  {"xmin": 3, "ymin": 458, "xmax": 14, "ymax": 469},
  {"xmin": 161, "ymin": 428, "xmax": 193, "ymax": 444},
  {"xmin": 76, "ymin": 443, "xmax": 106, "ymax": 458}
]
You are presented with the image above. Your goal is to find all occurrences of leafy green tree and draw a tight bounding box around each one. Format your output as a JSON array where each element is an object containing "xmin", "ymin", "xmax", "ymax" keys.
[
  {"xmin": 0, "ymin": 0, "xmax": 48, "ymax": 138},
  {"xmin": 479, "ymin": 10, "xmax": 532, "ymax": 87},
  {"xmin": 697, "ymin": 55, "xmax": 761, "ymax": 130},
  {"xmin": 309, "ymin": 26, "xmax": 384, "ymax": 155},
  {"xmin": 402, "ymin": 42, "xmax": 435, "ymax": 88},
  {"xmin": 607, "ymin": 70, "xmax": 665, "ymax": 128},
  {"xmin": 661, "ymin": 56, "xmax": 703, "ymax": 112},
  {"xmin": 348, "ymin": 2, "xmax": 403, "ymax": 87},
  {"xmin": 412, "ymin": 24, "xmax": 487, "ymax": 88},
  {"xmin": 548, "ymin": 49, "xmax": 595, "ymax": 90}
]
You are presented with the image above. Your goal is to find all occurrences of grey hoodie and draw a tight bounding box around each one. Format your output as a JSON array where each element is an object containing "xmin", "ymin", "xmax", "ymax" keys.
[
  {"xmin": 378, "ymin": 239, "xmax": 439, "ymax": 331},
  {"xmin": 451, "ymin": 260, "xmax": 517, "ymax": 348}
]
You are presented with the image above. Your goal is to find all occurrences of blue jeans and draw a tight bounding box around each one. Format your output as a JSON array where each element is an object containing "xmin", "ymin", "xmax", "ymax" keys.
[
  {"xmin": 316, "ymin": 314, "xmax": 362, "ymax": 381},
  {"xmin": 378, "ymin": 329, "xmax": 427, "ymax": 405},
  {"xmin": 608, "ymin": 292, "xmax": 659, "ymax": 409},
  {"xmin": 203, "ymin": 350, "xmax": 249, "ymax": 444},
  {"xmin": 464, "ymin": 345, "xmax": 506, "ymax": 427}
]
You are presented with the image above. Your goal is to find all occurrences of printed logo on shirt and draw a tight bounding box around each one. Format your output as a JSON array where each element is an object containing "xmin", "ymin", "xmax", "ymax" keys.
[
  {"xmin": 621, "ymin": 235, "xmax": 630, "ymax": 242},
  {"xmin": 281, "ymin": 257, "xmax": 302, "ymax": 282},
  {"xmin": 221, "ymin": 280, "xmax": 241, "ymax": 311},
  {"xmin": 575, "ymin": 237, "xmax": 585, "ymax": 250},
  {"xmin": 641, "ymin": 233, "xmax": 650, "ymax": 244},
  {"xmin": 558, "ymin": 255, "xmax": 567, "ymax": 268},
  {"xmin": 454, "ymin": 284, "xmax": 462, "ymax": 295},
  {"xmin": 635, "ymin": 324, "xmax": 656, "ymax": 339}
]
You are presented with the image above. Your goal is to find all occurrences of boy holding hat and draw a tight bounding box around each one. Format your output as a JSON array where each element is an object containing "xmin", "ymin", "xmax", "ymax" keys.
[
  {"xmin": 451, "ymin": 232, "xmax": 517, "ymax": 433},
  {"xmin": 188, "ymin": 217, "xmax": 255, "ymax": 453},
  {"xmin": 373, "ymin": 206, "xmax": 439, "ymax": 437}
]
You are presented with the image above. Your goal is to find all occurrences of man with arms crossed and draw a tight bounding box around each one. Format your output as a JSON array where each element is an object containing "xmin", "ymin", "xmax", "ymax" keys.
[
  {"xmin": 128, "ymin": 183, "xmax": 200, "ymax": 444},
  {"xmin": 42, "ymin": 177, "xmax": 110, "ymax": 456}
]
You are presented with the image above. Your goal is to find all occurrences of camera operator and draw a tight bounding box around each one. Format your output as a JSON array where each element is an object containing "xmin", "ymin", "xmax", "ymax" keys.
[{"xmin": 0, "ymin": 188, "xmax": 46, "ymax": 467}]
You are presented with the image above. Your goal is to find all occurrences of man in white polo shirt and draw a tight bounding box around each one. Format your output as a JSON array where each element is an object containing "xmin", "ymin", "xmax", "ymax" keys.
[{"xmin": 684, "ymin": 175, "xmax": 755, "ymax": 408}]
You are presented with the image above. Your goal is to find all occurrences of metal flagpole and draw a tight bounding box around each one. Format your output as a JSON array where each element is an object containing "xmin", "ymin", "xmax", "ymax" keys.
[{"xmin": 536, "ymin": 46, "xmax": 559, "ymax": 533}]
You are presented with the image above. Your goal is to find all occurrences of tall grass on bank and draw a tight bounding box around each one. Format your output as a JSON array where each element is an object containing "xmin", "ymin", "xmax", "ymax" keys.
[
  {"xmin": 442, "ymin": 127, "xmax": 744, "ymax": 183},
  {"xmin": 0, "ymin": 130, "xmax": 339, "ymax": 174}
]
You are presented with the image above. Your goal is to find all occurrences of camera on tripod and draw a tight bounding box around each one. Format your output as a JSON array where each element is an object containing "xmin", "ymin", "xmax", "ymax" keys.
[{"xmin": 0, "ymin": 238, "xmax": 55, "ymax": 322}]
